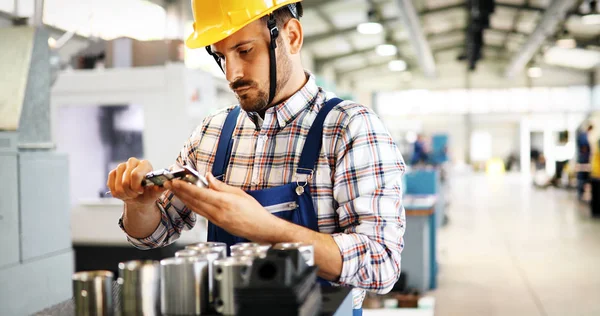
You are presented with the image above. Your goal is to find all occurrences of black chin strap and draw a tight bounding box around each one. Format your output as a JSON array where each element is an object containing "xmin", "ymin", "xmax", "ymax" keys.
[
  {"xmin": 205, "ymin": 14, "xmax": 280, "ymax": 107},
  {"xmin": 266, "ymin": 14, "xmax": 279, "ymax": 106}
]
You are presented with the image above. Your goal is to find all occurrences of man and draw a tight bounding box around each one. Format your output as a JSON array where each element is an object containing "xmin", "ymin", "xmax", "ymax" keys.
[
  {"xmin": 107, "ymin": 1, "xmax": 406, "ymax": 313},
  {"xmin": 411, "ymin": 134, "xmax": 429, "ymax": 165},
  {"xmin": 577, "ymin": 125, "xmax": 593, "ymax": 199}
]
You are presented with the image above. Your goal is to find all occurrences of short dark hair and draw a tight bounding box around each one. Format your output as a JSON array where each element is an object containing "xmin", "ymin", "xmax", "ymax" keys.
[{"xmin": 261, "ymin": 2, "xmax": 303, "ymax": 28}]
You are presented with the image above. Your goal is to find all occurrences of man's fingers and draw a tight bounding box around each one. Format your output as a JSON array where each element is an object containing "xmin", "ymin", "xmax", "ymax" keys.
[
  {"xmin": 169, "ymin": 180, "xmax": 217, "ymax": 222},
  {"xmin": 130, "ymin": 165, "xmax": 148, "ymax": 194},
  {"xmin": 107, "ymin": 169, "xmax": 116, "ymax": 192},
  {"xmin": 113, "ymin": 164, "xmax": 128, "ymax": 197},
  {"xmin": 206, "ymin": 173, "xmax": 241, "ymax": 194},
  {"xmin": 122, "ymin": 158, "xmax": 140, "ymax": 192}
]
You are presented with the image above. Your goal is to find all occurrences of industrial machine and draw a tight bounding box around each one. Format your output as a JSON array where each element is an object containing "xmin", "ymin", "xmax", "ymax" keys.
[{"xmin": 0, "ymin": 26, "xmax": 74, "ymax": 315}]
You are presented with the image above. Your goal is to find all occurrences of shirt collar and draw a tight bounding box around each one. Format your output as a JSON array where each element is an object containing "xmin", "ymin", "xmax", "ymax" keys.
[{"xmin": 246, "ymin": 71, "xmax": 319, "ymax": 129}]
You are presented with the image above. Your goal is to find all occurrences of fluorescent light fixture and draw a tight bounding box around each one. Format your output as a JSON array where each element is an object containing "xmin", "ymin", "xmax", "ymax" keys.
[
  {"xmin": 388, "ymin": 59, "xmax": 407, "ymax": 72},
  {"xmin": 544, "ymin": 47, "xmax": 600, "ymax": 69},
  {"xmin": 376, "ymin": 44, "xmax": 397, "ymax": 56},
  {"xmin": 527, "ymin": 66, "xmax": 543, "ymax": 78},
  {"xmin": 582, "ymin": 13, "xmax": 600, "ymax": 25},
  {"xmin": 556, "ymin": 38, "xmax": 576, "ymax": 49},
  {"xmin": 357, "ymin": 22, "xmax": 383, "ymax": 35}
]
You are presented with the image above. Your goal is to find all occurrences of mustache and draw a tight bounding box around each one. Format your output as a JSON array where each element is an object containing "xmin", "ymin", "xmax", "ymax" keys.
[{"xmin": 230, "ymin": 79, "xmax": 256, "ymax": 90}]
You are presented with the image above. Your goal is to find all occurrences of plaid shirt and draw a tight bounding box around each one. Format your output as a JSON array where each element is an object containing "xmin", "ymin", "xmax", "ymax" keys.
[{"xmin": 119, "ymin": 74, "xmax": 406, "ymax": 308}]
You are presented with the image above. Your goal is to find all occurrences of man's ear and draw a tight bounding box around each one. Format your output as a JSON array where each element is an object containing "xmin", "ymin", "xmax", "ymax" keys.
[{"xmin": 283, "ymin": 19, "xmax": 303, "ymax": 55}]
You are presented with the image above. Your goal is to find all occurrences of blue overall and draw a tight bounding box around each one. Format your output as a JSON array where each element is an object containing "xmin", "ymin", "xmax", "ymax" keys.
[{"xmin": 208, "ymin": 98, "xmax": 362, "ymax": 316}]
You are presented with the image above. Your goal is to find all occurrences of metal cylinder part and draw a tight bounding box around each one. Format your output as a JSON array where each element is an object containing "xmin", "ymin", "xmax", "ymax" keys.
[
  {"xmin": 230, "ymin": 243, "xmax": 271, "ymax": 257},
  {"xmin": 230, "ymin": 248, "xmax": 266, "ymax": 259},
  {"xmin": 213, "ymin": 256, "xmax": 253, "ymax": 315},
  {"xmin": 229, "ymin": 242, "xmax": 259, "ymax": 254},
  {"xmin": 160, "ymin": 257, "xmax": 209, "ymax": 315},
  {"xmin": 272, "ymin": 242, "xmax": 315, "ymax": 266},
  {"xmin": 175, "ymin": 249, "xmax": 200, "ymax": 258},
  {"xmin": 72, "ymin": 270, "xmax": 114, "ymax": 316},
  {"xmin": 194, "ymin": 247, "xmax": 226, "ymax": 308},
  {"xmin": 186, "ymin": 242, "xmax": 227, "ymax": 259},
  {"xmin": 117, "ymin": 260, "xmax": 160, "ymax": 316}
]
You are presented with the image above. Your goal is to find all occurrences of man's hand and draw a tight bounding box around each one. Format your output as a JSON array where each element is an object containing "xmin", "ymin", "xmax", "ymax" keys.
[
  {"xmin": 164, "ymin": 173, "xmax": 281, "ymax": 242},
  {"xmin": 165, "ymin": 173, "xmax": 343, "ymax": 280},
  {"xmin": 107, "ymin": 158, "xmax": 165, "ymax": 207}
]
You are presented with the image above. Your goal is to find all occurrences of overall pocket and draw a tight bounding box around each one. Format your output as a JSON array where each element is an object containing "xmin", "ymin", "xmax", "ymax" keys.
[{"xmin": 264, "ymin": 201, "xmax": 298, "ymax": 221}]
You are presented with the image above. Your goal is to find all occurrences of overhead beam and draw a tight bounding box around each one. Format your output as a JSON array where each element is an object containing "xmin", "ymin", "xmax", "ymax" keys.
[
  {"xmin": 504, "ymin": 0, "xmax": 579, "ymax": 78},
  {"xmin": 314, "ymin": 27, "xmax": 525, "ymax": 66},
  {"xmin": 304, "ymin": 2, "xmax": 466, "ymax": 45},
  {"xmin": 336, "ymin": 47, "xmax": 510, "ymax": 78}
]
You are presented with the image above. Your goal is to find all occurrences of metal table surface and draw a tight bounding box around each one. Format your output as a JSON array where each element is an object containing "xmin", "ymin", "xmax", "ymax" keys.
[{"xmin": 33, "ymin": 282, "xmax": 353, "ymax": 316}]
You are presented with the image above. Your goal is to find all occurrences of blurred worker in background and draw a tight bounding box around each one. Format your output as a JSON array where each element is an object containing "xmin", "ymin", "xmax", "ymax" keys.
[
  {"xmin": 106, "ymin": 1, "xmax": 406, "ymax": 314},
  {"xmin": 411, "ymin": 134, "xmax": 429, "ymax": 165},
  {"xmin": 577, "ymin": 124, "xmax": 593, "ymax": 200}
]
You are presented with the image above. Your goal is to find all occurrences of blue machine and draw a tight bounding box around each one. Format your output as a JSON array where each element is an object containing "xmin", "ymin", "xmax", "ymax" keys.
[
  {"xmin": 429, "ymin": 134, "xmax": 449, "ymax": 165},
  {"xmin": 403, "ymin": 169, "xmax": 443, "ymax": 290}
]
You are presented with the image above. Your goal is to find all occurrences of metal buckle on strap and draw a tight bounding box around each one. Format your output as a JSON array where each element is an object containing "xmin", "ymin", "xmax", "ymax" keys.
[{"xmin": 295, "ymin": 168, "xmax": 314, "ymax": 188}]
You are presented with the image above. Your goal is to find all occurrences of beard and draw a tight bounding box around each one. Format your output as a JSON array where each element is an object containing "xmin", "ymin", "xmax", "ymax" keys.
[{"xmin": 231, "ymin": 47, "xmax": 293, "ymax": 113}]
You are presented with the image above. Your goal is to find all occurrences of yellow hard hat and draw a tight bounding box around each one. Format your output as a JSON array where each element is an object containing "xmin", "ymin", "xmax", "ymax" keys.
[{"xmin": 186, "ymin": 0, "xmax": 301, "ymax": 49}]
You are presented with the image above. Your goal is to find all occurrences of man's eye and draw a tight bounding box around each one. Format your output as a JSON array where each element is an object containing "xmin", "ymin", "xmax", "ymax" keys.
[{"xmin": 240, "ymin": 49, "xmax": 252, "ymax": 55}]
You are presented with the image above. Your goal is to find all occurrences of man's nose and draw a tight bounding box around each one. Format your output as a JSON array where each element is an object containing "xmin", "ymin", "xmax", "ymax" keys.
[{"xmin": 225, "ymin": 59, "xmax": 243, "ymax": 84}]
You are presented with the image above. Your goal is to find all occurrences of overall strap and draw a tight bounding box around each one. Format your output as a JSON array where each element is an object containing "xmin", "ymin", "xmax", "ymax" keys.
[
  {"xmin": 212, "ymin": 106, "xmax": 241, "ymax": 179},
  {"xmin": 297, "ymin": 98, "xmax": 344, "ymax": 175}
]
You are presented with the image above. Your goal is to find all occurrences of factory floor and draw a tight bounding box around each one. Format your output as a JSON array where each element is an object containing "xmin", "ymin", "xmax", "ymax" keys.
[{"xmin": 432, "ymin": 172, "xmax": 600, "ymax": 316}]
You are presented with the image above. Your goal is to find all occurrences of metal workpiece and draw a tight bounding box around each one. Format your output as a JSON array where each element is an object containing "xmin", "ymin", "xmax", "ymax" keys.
[
  {"xmin": 186, "ymin": 242, "xmax": 227, "ymax": 259},
  {"xmin": 72, "ymin": 270, "xmax": 114, "ymax": 316},
  {"xmin": 213, "ymin": 256, "xmax": 254, "ymax": 315},
  {"xmin": 193, "ymin": 247, "xmax": 227, "ymax": 308},
  {"xmin": 230, "ymin": 243, "xmax": 271, "ymax": 257},
  {"xmin": 272, "ymin": 242, "xmax": 315, "ymax": 266},
  {"xmin": 231, "ymin": 247, "xmax": 267, "ymax": 259},
  {"xmin": 175, "ymin": 249, "xmax": 200, "ymax": 258},
  {"xmin": 117, "ymin": 260, "xmax": 160, "ymax": 316},
  {"xmin": 160, "ymin": 257, "xmax": 210, "ymax": 316}
]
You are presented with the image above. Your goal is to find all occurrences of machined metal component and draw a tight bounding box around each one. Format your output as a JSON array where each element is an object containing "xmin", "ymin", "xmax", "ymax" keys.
[
  {"xmin": 192, "ymin": 247, "xmax": 227, "ymax": 309},
  {"xmin": 186, "ymin": 242, "xmax": 227, "ymax": 258},
  {"xmin": 213, "ymin": 256, "xmax": 254, "ymax": 315},
  {"xmin": 175, "ymin": 249, "xmax": 200, "ymax": 258},
  {"xmin": 117, "ymin": 260, "xmax": 160, "ymax": 316},
  {"xmin": 231, "ymin": 248, "xmax": 265, "ymax": 259},
  {"xmin": 229, "ymin": 243, "xmax": 260, "ymax": 254},
  {"xmin": 272, "ymin": 242, "xmax": 315, "ymax": 266},
  {"xmin": 72, "ymin": 270, "xmax": 114, "ymax": 316},
  {"xmin": 160, "ymin": 257, "xmax": 210, "ymax": 315}
]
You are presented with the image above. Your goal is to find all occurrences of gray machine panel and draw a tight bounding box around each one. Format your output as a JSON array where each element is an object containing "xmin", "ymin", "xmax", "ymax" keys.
[
  {"xmin": 0, "ymin": 153, "xmax": 20, "ymax": 268},
  {"xmin": 19, "ymin": 152, "xmax": 71, "ymax": 261},
  {"xmin": 0, "ymin": 250, "xmax": 73, "ymax": 316}
]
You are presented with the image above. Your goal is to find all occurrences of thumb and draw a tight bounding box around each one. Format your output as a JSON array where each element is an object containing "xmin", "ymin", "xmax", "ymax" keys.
[{"xmin": 206, "ymin": 173, "xmax": 239, "ymax": 193}]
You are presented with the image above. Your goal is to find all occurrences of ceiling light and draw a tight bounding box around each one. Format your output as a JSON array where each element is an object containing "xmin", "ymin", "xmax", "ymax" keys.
[
  {"xmin": 582, "ymin": 13, "xmax": 600, "ymax": 25},
  {"xmin": 544, "ymin": 47, "xmax": 600, "ymax": 69},
  {"xmin": 48, "ymin": 37, "xmax": 57, "ymax": 48},
  {"xmin": 527, "ymin": 66, "xmax": 543, "ymax": 78},
  {"xmin": 376, "ymin": 44, "xmax": 397, "ymax": 56},
  {"xmin": 556, "ymin": 38, "xmax": 577, "ymax": 49},
  {"xmin": 388, "ymin": 59, "xmax": 407, "ymax": 72},
  {"xmin": 357, "ymin": 22, "xmax": 383, "ymax": 35},
  {"xmin": 555, "ymin": 29, "xmax": 576, "ymax": 49}
]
